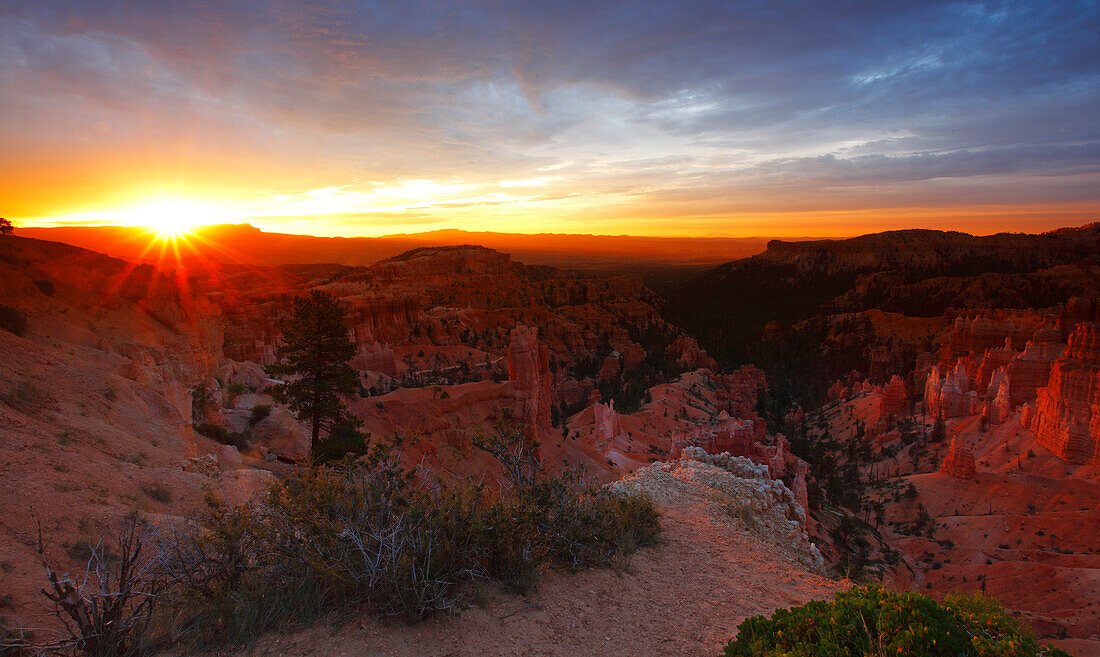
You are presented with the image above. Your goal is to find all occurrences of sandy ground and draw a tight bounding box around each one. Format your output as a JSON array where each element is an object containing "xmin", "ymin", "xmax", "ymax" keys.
[{"xmin": 236, "ymin": 500, "xmax": 845, "ymax": 657}]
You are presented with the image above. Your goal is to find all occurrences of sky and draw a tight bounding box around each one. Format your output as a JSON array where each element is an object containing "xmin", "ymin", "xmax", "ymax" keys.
[{"xmin": 1, "ymin": 0, "xmax": 1098, "ymax": 238}]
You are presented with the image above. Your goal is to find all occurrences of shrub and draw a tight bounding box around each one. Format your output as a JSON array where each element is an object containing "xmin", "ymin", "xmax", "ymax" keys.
[
  {"xmin": 0, "ymin": 622, "xmax": 31, "ymax": 657},
  {"xmin": 248, "ymin": 404, "xmax": 271, "ymax": 425},
  {"xmin": 310, "ymin": 420, "xmax": 369, "ymax": 465},
  {"xmin": 33, "ymin": 514, "xmax": 165, "ymax": 657},
  {"xmin": 142, "ymin": 481, "xmax": 173, "ymax": 504},
  {"xmin": 0, "ymin": 305, "xmax": 27, "ymax": 337},
  {"xmin": 226, "ymin": 382, "xmax": 247, "ymax": 396},
  {"xmin": 722, "ymin": 585, "xmax": 1071, "ymax": 657},
  {"xmin": 32, "ymin": 279, "xmax": 54, "ymax": 296},
  {"xmin": 158, "ymin": 428, "xmax": 660, "ymax": 646},
  {"xmin": 193, "ymin": 423, "xmax": 248, "ymax": 450}
]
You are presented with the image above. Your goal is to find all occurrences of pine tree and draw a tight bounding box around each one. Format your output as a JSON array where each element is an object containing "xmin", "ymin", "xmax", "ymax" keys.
[
  {"xmin": 265, "ymin": 290, "xmax": 360, "ymax": 453},
  {"xmin": 931, "ymin": 412, "xmax": 946, "ymax": 443}
]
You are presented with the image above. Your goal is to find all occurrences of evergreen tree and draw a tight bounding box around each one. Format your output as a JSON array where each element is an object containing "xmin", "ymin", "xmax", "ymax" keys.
[
  {"xmin": 266, "ymin": 290, "xmax": 360, "ymax": 453},
  {"xmin": 931, "ymin": 412, "xmax": 946, "ymax": 443}
]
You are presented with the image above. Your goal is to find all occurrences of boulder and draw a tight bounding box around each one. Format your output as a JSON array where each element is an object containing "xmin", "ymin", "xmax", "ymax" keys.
[{"xmin": 251, "ymin": 407, "xmax": 311, "ymax": 462}]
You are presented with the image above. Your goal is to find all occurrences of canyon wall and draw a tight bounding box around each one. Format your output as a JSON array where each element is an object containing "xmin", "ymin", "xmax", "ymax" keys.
[{"xmin": 1023, "ymin": 322, "xmax": 1100, "ymax": 465}]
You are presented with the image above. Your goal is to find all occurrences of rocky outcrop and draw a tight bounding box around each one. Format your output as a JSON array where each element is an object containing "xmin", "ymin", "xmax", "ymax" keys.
[
  {"xmin": 924, "ymin": 362, "xmax": 977, "ymax": 419},
  {"xmin": 940, "ymin": 437, "xmax": 976, "ymax": 479},
  {"xmin": 216, "ymin": 469, "xmax": 276, "ymax": 506},
  {"xmin": 784, "ymin": 405, "xmax": 805, "ymax": 429},
  {"xmin": 351, "ymin": 341, "xmax": 397, "ymax": 376},
  {"xmin": 1005, "ymin": 339, "xmax": 1064, "ymax": 406},
  {"xmin": 946, "ymin": 314, "xmax": 1045, "ymax": 362},
  {"xmin": 251, "ymin": 407, "xmax": 311, "ymax": 462},
  {"xmin": 670, "ymin": 413, "xmax": 757, "ymax": 459},
  {"xmin": 507, "ymin": 324, "xmax": 553, "ymax": 430},
  {"xmin": 591, "ymin": 401, "xmax": 627, "ymax": 452},
  {"xmin": 983, "ymin": 379, "xmax": 1013, "ymax": 425},
  {"xmin": 878, "ymin": 375, "xmax": 909, "ymax": 417},
  {"xmin": 716, "ymin": 366, "xmax": 767, "ymax": 418},
  {"xmin": 609, "ymin": 447, "xmax": 823, "ymax": 572},
  {"xmin": 665, "ymin": 336, "xmax": 718, "ymax": 371},
  {"xmin": 1023, "ymin": 323, "xmax": 1100, "ymax": 465}
]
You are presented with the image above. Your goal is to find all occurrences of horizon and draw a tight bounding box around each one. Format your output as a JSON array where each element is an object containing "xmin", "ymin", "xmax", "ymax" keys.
[
  {"xmin": 3, "ymin": 2, "xmax": 1099, "ymax": 238},
  {"xmin": 16, "ymin": 219, "xmax": 1100, "ymax": 243}
]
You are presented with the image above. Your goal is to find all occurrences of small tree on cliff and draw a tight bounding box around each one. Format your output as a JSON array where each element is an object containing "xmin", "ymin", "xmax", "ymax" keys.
[
  {"xmin": 0, "ymin": 218, "xmax": 13, "ymax": 235},
  {"xmin": 266, "ymin": 290, "xmax": 360, "ymax": 453}
]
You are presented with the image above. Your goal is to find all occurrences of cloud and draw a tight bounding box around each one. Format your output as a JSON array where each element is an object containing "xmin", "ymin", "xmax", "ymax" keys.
[{"xmin": 1, "ymin": 0, "xmax": 1097, "ymax": 233}]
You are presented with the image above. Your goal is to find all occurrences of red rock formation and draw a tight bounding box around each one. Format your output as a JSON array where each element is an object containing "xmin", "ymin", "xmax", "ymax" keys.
[
  {"xmin": 924, "ymin": 362, "xmax": 977, "ymax": 419},
  {"xmin": 1024, "ymin": 323, "xmax": 1100, "ymax": 465},
  {"xmin": 507, "ymin": 324, "xmax": 553, "ymax": 430},
  {"xmin": 983, "ymin": 379, "xmax": 1013, "ymax": 425},
  {"xmin": 716, "ymin": 366, "xmax": 767, "ymax": 417},
  {"xmin": 1006, "ymin": 339, "xmax": 1064, "ymax": 406},
  {"xmin": 944, "ymin": 312, "xmax": 1049, "ymax": 365},
  {"xmin": 598, "ymin": 353, "xmax": 622, "ymax": 382},
  {"xmin": 665, "ymin": 335, "xmax": 718, "ymax": 371},
  {"xmin": 351, "ymin": 341, "xmax": 397, "ymax": 376},
  {"xmin": 976, "ymin": 340, "xmax": 1017, "ymax": 391},
  {"xmin": 878, "ymin": 375, "xmax": 909, "ymax": 417},
  {"xmin": 592, "ymin": 401, "xmax": 626, "ymax": 451},
  {"xmin": 828, "ymin": 380, "xmax": 848, "ymax": 402},
  {"xmin": 1058, "ymin": 296, "xmax": 1100, "ymax": 340},
  {"xmin": 941, "ymin": 437, "xmax": 976, "ymax": 479},
  {"xmin": 784, "ymin": 405, "xmax": 805, "ymax": 429}
]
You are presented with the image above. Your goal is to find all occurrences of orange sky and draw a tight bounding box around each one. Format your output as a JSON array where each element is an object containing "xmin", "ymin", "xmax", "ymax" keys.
[{"xmin": 2, "ymin": 3, "xmax": 1097, "ymax": 238}]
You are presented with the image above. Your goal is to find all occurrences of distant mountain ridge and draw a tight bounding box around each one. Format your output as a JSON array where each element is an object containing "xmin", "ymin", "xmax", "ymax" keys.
[{"xmin": 16, "ymin": 223, "xmax": 791, "ymax": 271}]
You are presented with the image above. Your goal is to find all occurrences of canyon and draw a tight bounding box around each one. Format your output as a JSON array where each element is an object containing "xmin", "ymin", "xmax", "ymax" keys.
[{"xmin": 2, "ymin": 225, "xmax": 1098, "ymax": 654}]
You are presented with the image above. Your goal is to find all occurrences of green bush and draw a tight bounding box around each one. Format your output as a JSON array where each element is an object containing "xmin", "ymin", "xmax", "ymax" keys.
[
  {"xmin": 310, "ymin": 420, "xmax": 369, "ymax": 465},
  {"xmin": 248, "ymin": 404, "xmax": 271, "ymax": 425},
  {"xmin": 722, "ymin": 585, "xmax": 1071, "ymax": 657},
  {"xmin": 0, "ymin": 305, "xmax": 27, "ymax": 337},
  {"xmin": 159, "ymin": 428, "xmax": 660, "ymax": 646},
  {"xmin": 193, "ymin": 423, "xmax": 248, "ymax": 450}
]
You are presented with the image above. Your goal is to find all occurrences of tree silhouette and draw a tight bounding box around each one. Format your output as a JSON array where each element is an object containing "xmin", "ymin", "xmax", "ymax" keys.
[
  {"xmin": 265, "ymin": 290, "xmax": 360, "ymax": 453},
  {"xmin": 0, "ymin": 218, "xmax": 13, "ymax": 235},
  {"xmin": 931, "ymin": 412, "xmax": 946, "ymax": 443}
]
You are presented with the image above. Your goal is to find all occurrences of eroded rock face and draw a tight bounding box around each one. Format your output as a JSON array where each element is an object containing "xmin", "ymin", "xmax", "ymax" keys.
[
  {"xmin": 592, "ymin": 401, "xmax": 626, "ymax": 452},
  {"xmin": 1024, "ymin": 323, "xmax": 1100, "ymax": 465},
  {"xmin": 941, "ymin": 437, "xmax": 976, "ymax": 479},
  {"xmin": 878, "ymin": 375, "xmax": 909, "ymax": 417},
  {"xmin": 1006, "ymin": 340, "xmax": 1064, "ymax": 406},
  {"xmin": 507, "ymin": 324, "xmax": 553, "ymax": 430},
  {"xmin": 984, "ymin": 379, "xmax": 1013, "ymax": 425},
  {"xmin": 924, "ymin": 362, "xmax": 977, "ymax": 419},
  {"xmin": 945, "ymin": 312, "xmax": 1048, "ymax": 363}
]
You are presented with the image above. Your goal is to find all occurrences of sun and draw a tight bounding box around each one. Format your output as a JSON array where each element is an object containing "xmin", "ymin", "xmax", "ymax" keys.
[
  {"xmin": 128, "ymin": 199, "xmax": 209, "ymax": 238},
  {"xmin": 142, "ymin": 202, "xmax": 196, "ymax": 237}
]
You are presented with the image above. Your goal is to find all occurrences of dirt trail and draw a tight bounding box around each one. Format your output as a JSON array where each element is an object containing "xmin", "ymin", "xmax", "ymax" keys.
[{"xmin": 246, "ymin": 498, "xmax": 845, "ymax": 657}]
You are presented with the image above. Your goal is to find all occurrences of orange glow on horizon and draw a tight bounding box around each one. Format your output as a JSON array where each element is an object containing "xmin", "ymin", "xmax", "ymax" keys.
[{"xmin": 7, "ymin": 180, "xmax": 1099, "ymax": 241}]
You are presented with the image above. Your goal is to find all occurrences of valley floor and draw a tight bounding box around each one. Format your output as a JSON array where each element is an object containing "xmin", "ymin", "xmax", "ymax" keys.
[{"xmin": 231, "ymin": 495, "xmax": 844, "ymax": 657}]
